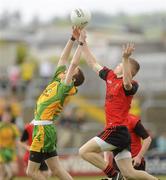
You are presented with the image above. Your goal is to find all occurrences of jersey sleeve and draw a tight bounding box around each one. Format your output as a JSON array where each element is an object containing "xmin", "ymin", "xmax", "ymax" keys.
[
  {"xmin": 20, "ymin": 129, "xmax": 29, "ymax": 142},
  {"xmin": 123, "ymin": 81, "xmax": 139, "ymax": 96},
  {"xmin": 99, "ymin": 66, "xmax": 115, "ymax": 81},
  {"xmin": 134, "ymin": 121, "xmax": 149, "ymax": 139},
  {"xmin": 52, "ymin": 65, "xmax": 67, "ymax": 82}
]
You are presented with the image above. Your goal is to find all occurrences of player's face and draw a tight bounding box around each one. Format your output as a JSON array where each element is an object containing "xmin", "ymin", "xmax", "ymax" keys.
[{"xmin": 114, "ymin": 63, "xmax": 123, "ymax": 76}]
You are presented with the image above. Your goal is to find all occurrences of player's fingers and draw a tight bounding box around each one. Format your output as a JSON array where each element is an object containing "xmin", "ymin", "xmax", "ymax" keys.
[
  {"xmin": 122, "ymin": 45, "xmax": 126, "ymax": 51},
  {"xmin": 130, "ymin": 42, "xmax": 135, "ymax": 49}
]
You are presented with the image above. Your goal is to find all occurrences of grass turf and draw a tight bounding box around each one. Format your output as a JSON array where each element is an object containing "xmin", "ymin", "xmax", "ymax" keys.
[{"xmin": 14, "ymin": 176, "xmax": 166, "ymax": 180}]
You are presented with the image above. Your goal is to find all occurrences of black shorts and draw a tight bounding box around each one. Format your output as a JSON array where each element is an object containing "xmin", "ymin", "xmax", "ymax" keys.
[
  {"xmin": 97, "ymin": 126, "xmax": 131, "ymax": 155},
  {"xmin": 30, "ymin": 150, "xmax": 57, "ymax": 164},
  {"xmin": 39, "ymin": 161, "xmax": 49, "ymax": 171}
]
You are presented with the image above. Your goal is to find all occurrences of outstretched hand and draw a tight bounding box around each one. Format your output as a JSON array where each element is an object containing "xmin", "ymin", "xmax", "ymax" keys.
[
  {"xmin": 122, "ymin": 42, "xmax": 135, "ymax": 58},
  {"xmin": 72, "ymin": 26, "xmax": 80, "ymax": 40},
  {"xmin": 132, "ymin": 156, "xmax": 142, "ymax": 167}
]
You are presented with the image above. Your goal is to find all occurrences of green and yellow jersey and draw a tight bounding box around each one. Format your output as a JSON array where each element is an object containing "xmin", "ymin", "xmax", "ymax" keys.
[
  {"xmin": 30, "ymin": 65, "xmax": 77, "ymax": 152},
  {"xmin": 34, "ymin": 65, "xmax": 77, "ymax": 121}
]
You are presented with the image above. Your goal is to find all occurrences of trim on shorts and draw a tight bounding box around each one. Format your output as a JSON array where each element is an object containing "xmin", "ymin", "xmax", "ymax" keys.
[
  {"xmin": 114, "ymin": 149, "xmax": 131, "ymax": 161},
  {"xmin": 93, "ymin": 136, "xmax": 117, "ymax": 151}
]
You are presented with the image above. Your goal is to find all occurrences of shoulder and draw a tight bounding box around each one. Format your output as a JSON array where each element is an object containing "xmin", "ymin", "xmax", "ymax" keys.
[
  {"xmin": 123, "ymin": 80, "xmax": 139, "ymax": 96},
  {"xmin": 99, "ymin": 66, "xmax": 115, "ymax": 80}
]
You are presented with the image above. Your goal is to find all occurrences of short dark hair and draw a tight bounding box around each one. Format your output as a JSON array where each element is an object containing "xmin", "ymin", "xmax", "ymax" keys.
[
  {"xmin": 73, "ymin": 68, "xmax": 85, "ymax": 86},
  {"xmin": 129, "ymin": 58, "xmax": 140, "ymax": 76}
]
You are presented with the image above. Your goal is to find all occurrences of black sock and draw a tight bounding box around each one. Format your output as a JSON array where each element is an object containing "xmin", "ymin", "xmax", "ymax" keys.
[{"xmin": 103, "ymin": 164, "xmax": 118, "ymax": 178}]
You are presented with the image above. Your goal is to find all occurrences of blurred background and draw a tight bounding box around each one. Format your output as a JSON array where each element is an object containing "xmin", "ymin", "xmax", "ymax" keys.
[{"xmin": 0, "ymin": 0, "xmax": 166, "ymax": 179}]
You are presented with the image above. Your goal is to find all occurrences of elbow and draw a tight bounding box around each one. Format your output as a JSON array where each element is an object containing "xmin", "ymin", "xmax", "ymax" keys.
[
  {"xmin": 148, "ymin": 136, "xmax": 152, "ymax": 144},
  {"xmin": 144, "ymin": 136, "xmax": 152, "ymax": 145},
  {"xmin": 123, "ymin": 83, "xmax": 132, "ymax": 90}
]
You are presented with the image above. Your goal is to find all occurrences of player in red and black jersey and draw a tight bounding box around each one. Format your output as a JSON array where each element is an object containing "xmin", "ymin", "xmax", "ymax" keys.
[
  {"xmin": 128, "ymin": 114, "xmax": 151, "ymax": 170},
  {"xmin": 104, "ymin": 114, "xmax": 152, "ymax": 179},
  {"xmin": 79, "ymin": 34, "xmax": 158, "ymax": 180}
]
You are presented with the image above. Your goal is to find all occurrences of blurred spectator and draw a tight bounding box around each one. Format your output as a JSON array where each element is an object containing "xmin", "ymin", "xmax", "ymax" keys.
[
  {"xmin": 7, "ymin": 63, "xmax": 20, "ymax": 93},
  {"xmin": 20, "ymin": 58, "xmax": 36, "ymax": 92},
  {"xmin": 39, "ymin": 60, "xmax": 54, "ymax": 78},
  {"xmin": 0, "ymin": 95, "xmax": 24, "ymax": 130},
  {"xmin": 157, "ymin": 132, "xmax": 166, "ymax": 153},
  {"xmin": 0, "ymin": 106, "xmax": 20, "ymax": 180},
  {"xmin": 0, "ymin": 96, "xmax": 6, "ymax": 121},
  {"xmin": 10, "ymin": 95, "xmax": 24, "ymax": 130},
  {"xmin": 0, "ymin": 73, "xmax": 8, "ymax": 91}
]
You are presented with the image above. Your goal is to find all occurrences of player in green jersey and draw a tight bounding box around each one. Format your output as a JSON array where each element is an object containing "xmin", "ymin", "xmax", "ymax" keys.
[{"xmin": 26, "ymin": 28, "xmax": 86, "ymax": 180}]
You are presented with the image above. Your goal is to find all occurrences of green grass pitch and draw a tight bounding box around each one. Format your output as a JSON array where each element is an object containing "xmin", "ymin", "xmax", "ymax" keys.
[{"xmin": 14, "ymin": 176, "xmax": 166, "ymax": 180}]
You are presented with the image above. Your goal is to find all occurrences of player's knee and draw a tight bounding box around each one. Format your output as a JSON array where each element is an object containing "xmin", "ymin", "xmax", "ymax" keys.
[
  {"xmin": 51, "ymin": 168, "xmax": 63, "ymax": 177},
  {"xmin": 26, "ymin": 168, "xmax": 34, "ymax": 177},
  {"xmin": 79, "ymin": 147, "xmax": 87, "ymax": 159},
  {"xmin": 121, "ymin": 170, "xmax": 135, "ymax": 180}
]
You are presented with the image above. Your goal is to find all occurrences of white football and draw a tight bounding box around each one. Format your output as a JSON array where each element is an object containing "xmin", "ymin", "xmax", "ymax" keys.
[{"xmin": 70, "ymin": 8, "xmax": 91, "ymax": 28}]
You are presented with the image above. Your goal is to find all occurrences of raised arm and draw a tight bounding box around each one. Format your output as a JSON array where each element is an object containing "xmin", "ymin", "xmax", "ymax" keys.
[
  {"xmin": 82, "ymin": 41, "xmax": 103, "ymax": 74},
  {"xmin": 64, "ymin": 30, "xmax": 85, "ymax": 85},
  {"xmin": 57, "ymin": 27, "xmax": 80, "ymax": 67},
  {"xmin": 122, "ymin": 43, "xmax": 135, "ymax": 90}
]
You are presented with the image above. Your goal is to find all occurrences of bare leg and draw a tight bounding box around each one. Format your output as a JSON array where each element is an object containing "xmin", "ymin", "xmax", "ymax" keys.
[
  {"xmin": 79, "ymin": 138, "xmax": 109, "ymax": 170},
  {"xmin": 46, "ymin": 156, "xmax": 73, "ymax": 180},
  {"xmin": 0, "ymin": 163, "xmax": 6, "ymax": 180},
  {"xmin": 26, "ymin": 160, "xmax": 47, "ymax": 180},
  {"xmin": 116, "ymin": 157, "xmax": 158, "ymax": 180}
]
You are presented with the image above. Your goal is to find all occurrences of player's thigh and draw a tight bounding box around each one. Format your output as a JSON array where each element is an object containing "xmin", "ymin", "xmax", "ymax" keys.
[
  {"xmin": 45, "ymin": 156, "xmax": 64, "ymax": 173},
  {"xmin": 115, "ymin": 154, "xmax": 134, "ymax": 176},
  {"xmin": 26, "ymin": 160, "xmax": 41, "ymax": 174},
  {"xmin": 79, "ymin": 138, "xmax": 102, "ymax": 153}
]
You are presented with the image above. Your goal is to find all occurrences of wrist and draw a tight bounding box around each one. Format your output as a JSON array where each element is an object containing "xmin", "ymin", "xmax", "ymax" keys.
[
  {"xmin": 79, "ymin": 41, "xmax": 84, "ymax": 46},
  {"xmin": 123, "ymin": 56, "xmax": 129, "ymax": 59},
  {"xmin": 137, "ymin": 154, "xmax": 143, "ymax": 159},
  {"xmin": 70, "ymin": 36, "xmax": 76, "ymax": 41}
]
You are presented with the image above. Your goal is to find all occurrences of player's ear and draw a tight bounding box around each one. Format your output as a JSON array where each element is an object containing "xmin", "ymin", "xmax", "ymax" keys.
[{"xmin": 72, "ymin": 78, "xmax": 76, "ymax": 82}]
